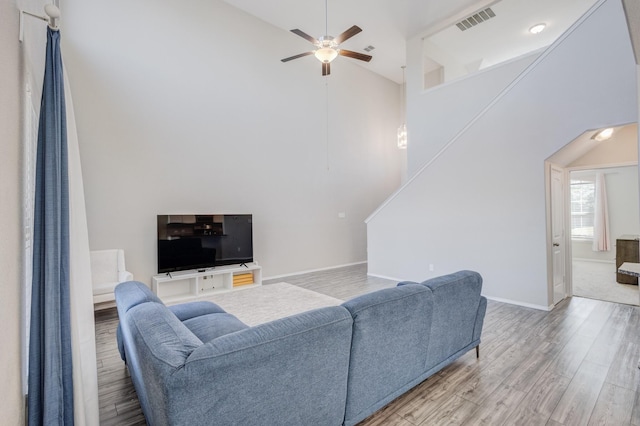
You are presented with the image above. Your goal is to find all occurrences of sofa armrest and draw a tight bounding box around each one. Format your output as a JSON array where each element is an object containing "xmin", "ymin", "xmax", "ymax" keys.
[
  {"xmin": 474, "ymin": 296, "xmax": 487, "ymax": 342},
  {"xmin": 115, "ymin": 281, "xmax": 164, "ymax": 363},
  {"xmin": 120, "ymin": 302, "xmax": 202, "ymax": 426},
  {"xmin": 115, "ymin": 281, "xmax": 163, "ymax": 313}
]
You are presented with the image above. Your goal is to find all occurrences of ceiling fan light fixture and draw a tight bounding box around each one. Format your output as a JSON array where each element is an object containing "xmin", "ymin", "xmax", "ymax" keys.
[
  {"xmin": 282, "ymin": 22, "xmax": 370, "ymax": 75},
  {"xmin": 315, "ymin": 47, "xmax": 338, "ymax": 63}
]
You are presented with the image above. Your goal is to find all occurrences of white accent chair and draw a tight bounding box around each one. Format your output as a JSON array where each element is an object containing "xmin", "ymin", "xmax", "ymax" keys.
[{"xmin": 91, "ymin": 249, "xmax": 133, "ymax": 308}]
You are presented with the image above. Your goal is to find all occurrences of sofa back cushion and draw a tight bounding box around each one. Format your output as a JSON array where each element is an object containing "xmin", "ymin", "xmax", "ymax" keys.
[
  {"xmin": 341, "ymin": 284, "xmax": 434, "ymax": 426},
  {"xmin": 415, "ymin": 270, "xmax": 484, "ymax": 369},
  {"xmin": 171, "ymin": 306, "xmax": 354, "ymax": 426}
]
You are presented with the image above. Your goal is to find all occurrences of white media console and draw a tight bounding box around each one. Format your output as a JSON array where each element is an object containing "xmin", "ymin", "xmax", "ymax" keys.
[{"xmin": 152, "ymin": 263, "xmax": 262, "ymax": 304}]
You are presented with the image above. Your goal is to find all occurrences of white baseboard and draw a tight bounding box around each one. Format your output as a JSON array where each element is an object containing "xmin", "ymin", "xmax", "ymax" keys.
[
  {"xmin": 369, "ymin": 273, "xmax": 553, "ymax": 311},
  {"xmin": 366, "ymin": 272, "xmax": 405, "ymax": 282},
  {"xmin": 484, "ymin": 295, "xmax": 552, "ymax": 311},
  {"xmin": 277, "ymin": 267, "xmax": 555, "ymax": 311},
  {"xmin": 572, "ymin": 258, "xmax": 615, "ymax": 264},
  {"xmin": 263, "ymin": 261, "xmax": 367, "ymax": 281}
]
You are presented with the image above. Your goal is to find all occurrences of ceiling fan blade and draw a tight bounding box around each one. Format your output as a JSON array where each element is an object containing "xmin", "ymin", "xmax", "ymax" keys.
[
  {"xmin": 333, "ymin": 25, "xmax": 362, "ymax": 44},
  {"xmin": 322, "ymin": 62, "xmax": 330, "ymax": 76},
  {"xmin": 290, "ymin": 29, "xmax": 319, "ymax": 45},
  {"xmin": 339, "ymin": 49, "xmax": 372, "ymax": 62},
  {"xmin": 281, "ymin": 51, "xmax": 314, "ymax": 62}
]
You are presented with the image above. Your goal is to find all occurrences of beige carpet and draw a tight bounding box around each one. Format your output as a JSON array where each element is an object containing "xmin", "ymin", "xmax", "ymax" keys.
[
  {"xmin": 203, "ymin": 282, "xmax": 343, "ymax": 326},
  {"xmin": 573, "ymin": 260, "xmax": 639, "ymax": 306}
]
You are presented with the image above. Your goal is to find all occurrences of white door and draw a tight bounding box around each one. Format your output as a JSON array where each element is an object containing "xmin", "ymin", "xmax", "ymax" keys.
[{"xmin": 550, "ymin": 166, "xmax": 566, "ymax": 304}]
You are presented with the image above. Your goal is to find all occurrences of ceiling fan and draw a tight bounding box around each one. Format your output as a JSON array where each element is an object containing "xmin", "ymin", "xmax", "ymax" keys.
[{"xmin": 281, "ymin": 1, "xmax": 372, "ymax": 76}]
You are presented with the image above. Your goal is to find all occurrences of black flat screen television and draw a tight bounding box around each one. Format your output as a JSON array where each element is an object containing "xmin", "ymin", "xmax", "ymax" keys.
[{"xmin": 157, "ymin": 214, "xmax": 253, "ymax": 273}]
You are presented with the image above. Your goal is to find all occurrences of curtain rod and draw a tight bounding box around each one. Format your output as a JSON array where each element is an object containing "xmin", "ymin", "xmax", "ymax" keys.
[{"xmin": 19, "ymin": 4, "xmax": 60, "ymax": 42}]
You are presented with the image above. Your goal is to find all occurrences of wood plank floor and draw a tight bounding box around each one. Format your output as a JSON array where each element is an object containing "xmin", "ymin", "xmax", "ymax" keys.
[{"xmin": 96, "ymin": 264, "xmax": 640, "ymax": 425}]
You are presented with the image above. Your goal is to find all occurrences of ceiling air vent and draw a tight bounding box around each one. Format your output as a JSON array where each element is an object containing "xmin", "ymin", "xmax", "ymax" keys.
[
  {"xmin": 363, "ymin": 45, "xmax": 375, "ymax": 52},
  {"xmin": 455, "ymin": 7, "xmax": 496, "ymax": 31}
]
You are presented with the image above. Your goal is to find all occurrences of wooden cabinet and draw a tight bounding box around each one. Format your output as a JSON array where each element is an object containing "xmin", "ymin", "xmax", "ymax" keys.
[{"xmin": 616, "ymin": 235, "xmax": 639, "ymax": 284}]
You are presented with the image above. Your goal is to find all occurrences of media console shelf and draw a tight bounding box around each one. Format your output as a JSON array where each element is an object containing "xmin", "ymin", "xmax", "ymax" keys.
[{"xmin": 152, "ymin": 263, "xmax": 262, "ymax": 304}]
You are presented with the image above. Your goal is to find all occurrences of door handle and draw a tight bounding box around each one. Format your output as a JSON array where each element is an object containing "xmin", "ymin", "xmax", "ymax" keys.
[{"xmin": 553, "ymin": 243, "xmax": 560, "ymax": 247}]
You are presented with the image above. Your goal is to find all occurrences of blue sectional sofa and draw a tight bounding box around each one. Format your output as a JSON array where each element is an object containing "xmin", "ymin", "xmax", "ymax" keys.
[{"xmin": 115, "ymin": 270, "xmax": 487, "ymax": 426}]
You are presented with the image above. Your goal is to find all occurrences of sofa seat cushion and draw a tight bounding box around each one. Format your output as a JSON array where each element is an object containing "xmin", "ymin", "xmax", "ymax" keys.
[
  {"xmin": 169, "ymin": 301, "xmax": 227, "ymax": 321},
  {"xmin": 183, "ymin": 313, "xmax": 248, "ymax": 342}
]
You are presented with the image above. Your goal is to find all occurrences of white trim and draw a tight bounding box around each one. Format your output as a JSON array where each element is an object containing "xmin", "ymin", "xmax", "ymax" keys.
[
  {"xmin": 370, "ymin": 272, "xmax": 555, "ymax": 311},
  {"xmin": 484, "ymin": 295, "xmax": 552, "ymax": 312},
  {"xmin": 365, "ymin": 0, "xmax": 609, "ymax": 224},
  {"xmin": 263, "ymin": 261, "xmax": 367, "ymax": 281},
  {"xmin": 567, "ymin": 159, "xmax": 638, "ymax": 171},
  {"xmin": 419, "ymin": 47, "xmax": 544, "ymax": 97},
  {"xmin": 573, "ymin": 257, "xmax": 616, "ymax": 264},
  {"xmin": 366, "ymin": 272, "xmax": 405, "ymax": 282}
]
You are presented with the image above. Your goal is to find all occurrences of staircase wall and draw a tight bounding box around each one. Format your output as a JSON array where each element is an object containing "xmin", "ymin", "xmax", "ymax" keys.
[{"xmin": 366, "ymin": 0, "xmax": 638, "ymax": 309}]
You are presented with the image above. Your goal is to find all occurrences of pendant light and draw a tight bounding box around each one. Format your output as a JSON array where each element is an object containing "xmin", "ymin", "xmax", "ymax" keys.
[{"xmin": 397, "ymin": 66, "xmax": 407, "ymax": 149}]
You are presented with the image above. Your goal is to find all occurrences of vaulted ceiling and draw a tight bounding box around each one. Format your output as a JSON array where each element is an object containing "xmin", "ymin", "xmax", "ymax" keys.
[{"xmin": 224, "ymin": 0, "xmax": 598, "ymax": 83}]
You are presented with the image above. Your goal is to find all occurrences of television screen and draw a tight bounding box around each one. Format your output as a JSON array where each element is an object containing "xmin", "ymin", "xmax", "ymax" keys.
[{"xmin": 157, "ymin": 214, "xmax": 253, "ymax": 273}]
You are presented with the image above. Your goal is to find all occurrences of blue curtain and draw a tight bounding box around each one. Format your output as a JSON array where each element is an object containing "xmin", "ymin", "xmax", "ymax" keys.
[{"xmin": 28, "ymin": 27, "xmax": 75, "ymax": 425}]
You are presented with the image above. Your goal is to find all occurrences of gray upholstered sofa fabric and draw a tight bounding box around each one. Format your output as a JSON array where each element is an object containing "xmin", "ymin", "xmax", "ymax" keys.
[
  {"xmin": 341, "ymin": 284, "xmax": 434, "ymax": 426},
  {"xmin": 339, "ymin": 270, "xmax": 487, "ymax": 426},
  {"xmin": 115, "ymin": 270, "xmax": 486, "ymax": 426},
  {"xmin": 404, "ymin": 270, "xmax": 487, "ymax": 376},
  {"xmin": 115, "ymin": 281, "xmax": 353, "ymax": 426}
]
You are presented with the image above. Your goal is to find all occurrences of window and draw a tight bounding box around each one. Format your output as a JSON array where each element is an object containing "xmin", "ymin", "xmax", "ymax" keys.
[{"xmin": 570, "ymin": 178, "xmax": 595, "ymax": 239}]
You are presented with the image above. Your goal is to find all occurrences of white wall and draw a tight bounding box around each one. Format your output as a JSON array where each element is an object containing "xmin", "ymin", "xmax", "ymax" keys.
[
  {"xmin": 405, "ymin": 36, "xmax": 538, "ymax": 176},
  {"xmin": 60, "ymin": 0, "xmax": 402, "ymax": 284},
  {"xmin": 1, "ymin": 0, "xmax": 26, "ymax": 422},
  {"xmin": 422, "ymin": 39, "xmax": 469, "ymax": 84},
  {"xmin": 367, "ymin": 0, "xmax": 638, "ymax": 309}
]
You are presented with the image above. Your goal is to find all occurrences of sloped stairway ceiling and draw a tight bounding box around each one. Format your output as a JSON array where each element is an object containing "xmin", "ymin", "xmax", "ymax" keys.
[
  {"xmin": 622, "ymin": 0, "xmax": 640, "ymax": 63},
  {"xmin": 366, "ymin": 0, "xmax": 638, "ymax": 309}
]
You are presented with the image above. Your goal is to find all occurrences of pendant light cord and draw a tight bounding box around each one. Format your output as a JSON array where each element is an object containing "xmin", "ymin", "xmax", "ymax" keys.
[
  {"xmin": 401, "ymin": 66, "xmax": 406, "ymax": 123},
  {"xmin": 324, "ymin": 0, "xmax": 330, "ymax": 170}
]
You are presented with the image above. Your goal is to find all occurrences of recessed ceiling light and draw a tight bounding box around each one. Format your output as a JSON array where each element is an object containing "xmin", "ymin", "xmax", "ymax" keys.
[
  {"xmin": 529, "ymin": 23, "xmax": 547, "ymax": 34},
  {"xmin": 592, "ymin": 128, "xmax": 614, "ymax": 141}
]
